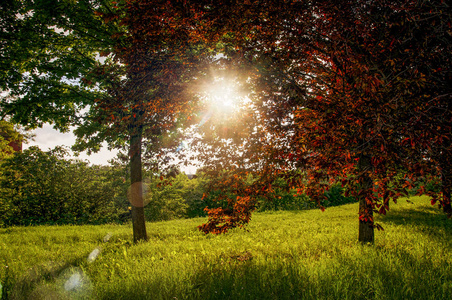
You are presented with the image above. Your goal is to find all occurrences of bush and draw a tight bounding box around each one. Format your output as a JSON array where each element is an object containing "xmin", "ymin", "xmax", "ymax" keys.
[
  {"xmin": 0, "ymin": 147, "xmax": 128, "ymax": 226},
  {"xmin": 321, "ymin": 184, "xmax": 356, "ymax": 207},
  {"xmin": 410, "ymin": 176, "xmax": 441, "ymax": 196},
  {"xmin": 143, "ymin": 173, "xmax": 213, "ymax": 222},
  {"xmin": 180, "ymin": 174, "xmax": 209, "ymax": 218},
  {"xmin": 146, "ymin": 172, "xmax": 218, "ymax": 219},
  {"xmin": 255, "ymin": 176, "xmax": 316, "ymax": 212},
  {"xmin": 144, "ymin": 176, "xmax": 189, "ymax": 222},
  {"xmin": 257, "ymin": 192, "xmax": 314, "ymax": 211}
]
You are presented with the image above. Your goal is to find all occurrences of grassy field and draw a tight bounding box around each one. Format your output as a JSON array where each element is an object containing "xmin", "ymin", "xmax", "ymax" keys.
[{"xmin": 1, "ymin": 195, "xmax": 451, "ymax": 299}]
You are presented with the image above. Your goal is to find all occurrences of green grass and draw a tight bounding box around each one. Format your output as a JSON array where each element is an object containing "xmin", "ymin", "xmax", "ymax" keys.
[{"xmin": 1, "ymin": 196, "xmax": 451, "ymax": 299}]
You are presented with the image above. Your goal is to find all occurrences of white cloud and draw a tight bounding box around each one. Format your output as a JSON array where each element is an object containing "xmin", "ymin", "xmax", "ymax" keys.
[
  {"xmin": 24, "ymin": 124, "xmax": 119, "ymax": 165},
  {"xmin": 24, "ymin": 124, "xmax": 198, "ymax": 173}
]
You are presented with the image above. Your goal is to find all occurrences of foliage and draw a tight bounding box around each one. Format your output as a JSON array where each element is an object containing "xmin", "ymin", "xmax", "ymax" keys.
[
  {"xmin": 0, "ymin": 147, "xmax": 128, "ymax": 226},
  {"xmin": 410, "ymin": 175, "xmax": 442, "ymax": 196},
  {"xmin": 196, "ymin": 170, "xmax": 258, "ymax": 234},
  {"xmin": 1, "ymin": 148, "xmax": 275, "ymax": 227},
  {"xmin": 2, "ymin": 0, "xmax": 450, "ymax": 245},
  {"xmin": 190, "ymin": 0, "xmax": 452, "ymax": 243},
  {"xmin": 0, "ymin": 0, "xmax": 214, "ymax": 242},
  {"xmin": 0, "ymin": 120, "xmax": 23, "ymax": 160},
  {"xmin": 144, "ymin": 174, "xmax": 189, "ymax": 222},
  {"xmin": 1, "ymin": 196, "xmax": 451, "ymax": 299},
  {"xmin": 251, "ymin": 176, "xmax": 354, "ymax": 212},
  {"xmin": 255, "ymin": 176, "xmax": 313, "ymax": 212},
  {"xmin": 321, "ymin": 184, "xmax": 356, "ymax": 208},
  {"xmin": 0, "ymin": 0, "xmax": 111, "ymax": 130},
  {"xmin": 144, "ymin": 172, "xmax": 252, "ymax": 222},
  {"xmin": 256, "ymin": 192, "xmax": 313, "ymax": 212},
  {"xmin": 182, "ymin": 175, "xmax": 211, "ymax": 218}
]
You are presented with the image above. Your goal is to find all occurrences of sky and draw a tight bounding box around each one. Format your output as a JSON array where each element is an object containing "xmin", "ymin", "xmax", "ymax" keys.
[
  {"xmin": 24, "ymin": 124, "xmax": 198, "ymax": 173},
  {"xmin": 20, "ymin": 76, "xmax": 235, "ymax": 171},
  {"xmin": 24, "ymin": 124, "xmax": 119, "ymax": 165}
]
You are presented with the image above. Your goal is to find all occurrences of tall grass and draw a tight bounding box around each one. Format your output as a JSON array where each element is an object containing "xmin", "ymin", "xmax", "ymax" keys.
[{"xmin": 1, "ymin": 196, "xmax": 451, "ymax": 299}]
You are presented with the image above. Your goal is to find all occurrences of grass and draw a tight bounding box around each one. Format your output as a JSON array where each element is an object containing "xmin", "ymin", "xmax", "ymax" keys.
[{"xmin": 1, "ymin": 196, "xmax": 451, "ymax": 299}]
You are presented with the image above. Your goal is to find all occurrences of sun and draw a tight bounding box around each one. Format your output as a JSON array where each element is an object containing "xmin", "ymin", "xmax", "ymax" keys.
[{"xmin": 205, "ymin": 77, "xmax": 241, "ymax": 112}]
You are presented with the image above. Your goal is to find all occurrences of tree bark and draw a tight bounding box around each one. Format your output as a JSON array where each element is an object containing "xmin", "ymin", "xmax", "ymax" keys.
[
  {"xmin": 441, "ymin": 157, "xmax": 452, "ymax": 215},
  {"xmin": 358, "ymin": 155, "xmax": 374, "ymax": 243},
  {"xmin": 129, "ymin": 124, "xmax": 148, "ymax": 243}
]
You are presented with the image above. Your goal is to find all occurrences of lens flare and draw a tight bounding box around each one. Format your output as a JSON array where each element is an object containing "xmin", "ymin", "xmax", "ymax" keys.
[
  {"xmin": 87, "ymin": 248, "xmax": 100, "ymax": 263},
  {"xmin": 64, "ymin": 272, "xmax": 82, "ymax": 291},
  {"xmin": 127, "ymin": 181, "xmax": 151, "ymax": 207},
  {"xmin": 176, "ymin": 140, "xmax": 189, "ymax": 152},
  {"xmin": 58, "ymin": 267, "xmax": 92, "ymax": 298},
  {"xmin": 198, "ymin": 110, "xmax": 212, "ymax": 127},
  {"xmin": 103, "ymin": 232, "xmax": 112, "ymax": 242}
]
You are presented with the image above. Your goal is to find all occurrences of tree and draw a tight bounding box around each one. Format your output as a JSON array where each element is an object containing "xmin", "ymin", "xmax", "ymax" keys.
[
  {"xmin": 291, "ymin": 0, "xmax": 452, "ymax": 241},
  {"xmin": 0, "ymin": 0, "xmax": 111, "ymax": 129},
  {"xmin": 192, "ymin": 0, "xmax": 452, "ymax": 243},
  {"xmin": 1, "ymin": 0, "xmax": 211, "ymax": 242},
  {"xmin": 88, "ymin": 0, "xmax": 215, "ymax": 242}
]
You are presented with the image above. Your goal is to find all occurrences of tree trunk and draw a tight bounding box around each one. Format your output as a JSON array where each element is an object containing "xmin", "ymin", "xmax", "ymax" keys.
[
  {"xmin": 359, "ymin": 197, "xmax": 374, "ymax": 243},
  {"xmin": 358, "ymin": 155, "xmax": 374, "ymax": 243},
  {"xmin": 129, "ymin": 124, "xmax": 147, "ymax": 243},
  {"xmin": 441, "ymin": 158, "xmax": 452, "ymax": 215}
]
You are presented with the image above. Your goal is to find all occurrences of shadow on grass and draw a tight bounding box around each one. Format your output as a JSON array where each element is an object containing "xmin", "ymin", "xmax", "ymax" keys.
[
  {"xmin": 95, "ymin": 207, "xmax": 452, "ymax": 300},
  {"xmin": 4, "ymin": 255, "xmax": 94, "ymax": 300},
  {"xmin": 97, "ymin": 250, "xmax": 452, "ymax": 300},
  {"xmin": 379, "ymin": 203, "xmax": 452, "ymax": 240},
  {"xmin": 98, "ymin": 260, "xmax": 312, "ymax": 300},
  {"xmin": 187, "ymin": 247, "xmax": 451, "ymax": 300}
]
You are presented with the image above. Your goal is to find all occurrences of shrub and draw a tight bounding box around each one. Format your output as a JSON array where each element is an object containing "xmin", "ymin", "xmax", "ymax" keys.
[
  {"xmin": 257, "ymin": 192, "xmax": 314, "ymax": 211},
  {"xmin": 144, "ymin": 185, "xmax": 189, "ymax": 222},
  {"xmin": 0, "ymin": 147, "xmax": 127, "ymax": 226},
  {"xmin": 321, "ymin": 184, "xmax": 356, "ymax": 207}
]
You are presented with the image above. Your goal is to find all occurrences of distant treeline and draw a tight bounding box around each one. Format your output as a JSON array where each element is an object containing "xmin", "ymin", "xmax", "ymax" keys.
[{"xmin": 0, "ymin": 147, "xmax": 393, "ymax": 227}]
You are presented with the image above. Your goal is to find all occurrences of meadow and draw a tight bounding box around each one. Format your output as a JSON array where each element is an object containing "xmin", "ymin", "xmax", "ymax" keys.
[{"xmin": 1, "ymin": 195, "xmax": 451, "ymax": 299}]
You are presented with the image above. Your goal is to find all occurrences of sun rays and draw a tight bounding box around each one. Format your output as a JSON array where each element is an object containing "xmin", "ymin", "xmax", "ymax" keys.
[{"xmin": 204, "ymin": 76, "xmax": 243, "ymax": 113}]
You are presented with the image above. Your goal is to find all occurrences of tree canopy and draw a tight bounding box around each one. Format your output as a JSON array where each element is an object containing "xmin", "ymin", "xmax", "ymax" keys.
[
  {"xmin": 1, "ymin": 0, "xmax": 214, "ymax": 242},
  {"xmin": 190, "ymin": 0, "xmax": 452, "ymax": 243},
  {"xmin": 1, "ymin": 0, "xmax": 450, "ymax": 244}
]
